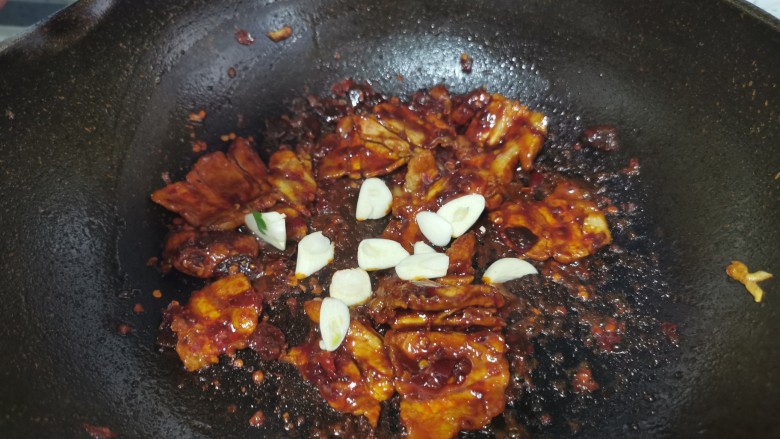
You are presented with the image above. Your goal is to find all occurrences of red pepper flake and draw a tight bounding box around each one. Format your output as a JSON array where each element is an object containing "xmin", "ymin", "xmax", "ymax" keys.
[
  {"xmin": 622, "ymin": 158, "xmax": 640, "ymax": 175},
  {"xmin": 83, "ymin": 423, "xmax": 117, "ymax": 439},
  {"xmin": 661, "ymin": 322, "xmax": 679, "ymax": 344},
  {"xmin": 572, "ymin": 365, "xmax": 600, "ymax": 394},
  {"xmin": 460, "ymin": 53, "xmax": 473, "ymax": 73},
  {"xmin": 286, "ymin": 296, "xmax": 298, "ymax": 314},
  {"xmin": 132, "ymin": 303, "xmax": 145, "ymax": 314},
  {"xmin": 235, "ymin": 28, "xmax": 255, "ymax": 46},
  {"xmin": 116, "ymin": 323, "xmax": 133, "ymax": 336},
  {"xmin": 590, "ymin": 317, "xmax": 624, "ymax": 352},
  {"xmin": 249, "ymin": 410, "xmax": 266, "ymax": 427},
  {"xmin": 191, "ymin": 140, "xmax": 207, "ymax": 153},
  {"xmin": 227, "ymin": 67, "xmax": 237, "ymax": 78},
  {"xmin": 226, "ymin": 404, "xmax": 238, "ymax": 414},
  {"xmin": 253, "ymin": 370, "xmax": 265, "ymax": 384},
  {"xmin": 267, "ymin": 25, "xmax": 293, "ymax": 42},
  {"xmin": 528, "ymin": 171, "xmax": 544, "ymax": 189},
  {"xmin": 146, "ymin": 256, "xmax": 159, "ymax": 267},
  {"xmin": 188, "ymin": 109, "xmax": 206, "ymax": 123}
]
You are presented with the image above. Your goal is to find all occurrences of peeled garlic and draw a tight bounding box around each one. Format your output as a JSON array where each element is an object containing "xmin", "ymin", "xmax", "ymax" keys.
[
  {"xmin": 436, "ymin": 194, "xmax": 486, "ymax": 238},
  {"xmin": 482, "ymin": 258, "xmax": 538, "ymax": 284},
  {"xmin": 329, "ymin": 268, "xmax": 373, "ymax": 306},
  {"xmin": 318, "ymin": 297, "xmax": 350, "ymax": 351},
  {"xmin": 355, "ymin": 178, "xmax": 393, "ymax": 220},
  {"xmin": 244, "ymin": 211, "xmax": 287, "ymax": 250},
  {"xmin": 357, "ymin": 239, "xmax": 410, "ymax": 271},
  {"xmin": 413, "ymin": 241, "xmax": 436, "ymax": 255},
  {"xmin": 295, "ymin": 231, "xmax": 335, "ymax": 279},
  {"xmin": 395, "ymin": 253, "xmax": 449, "ymax": 280},
  {"xmin": 415, "ymin": 211, "xmax": 453, "ymax": 247}
]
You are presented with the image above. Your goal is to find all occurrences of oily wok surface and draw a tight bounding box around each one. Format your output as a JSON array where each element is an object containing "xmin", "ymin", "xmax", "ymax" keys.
[{"xmin": 0, "ymin": 0, "xmax": 778, "ymax": 437}]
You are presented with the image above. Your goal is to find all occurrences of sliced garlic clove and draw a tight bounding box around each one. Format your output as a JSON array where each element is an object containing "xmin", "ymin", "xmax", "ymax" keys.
[
  {"xmin": 318, "ymin": 297, "xmax": 350, "ymax": 351},
  {"xmin": 415, "ymin": 211, "xmax": 453, "ymax": 247},
  {"xmin": 413, "ymin": 241, "xmax": 436, "ymax": 255},
  {"xmin": 395, "ymin": 253, "xmax": 449, "ymax": 280},
  {"xmin": 482, "ymin": 258, "xmax": 538, "ymax": 284},
  {"xmin": 295, "ymin": 231, "xmax": 335, "ymax": 279},
  {"xmin": 329, "ymin": 268, "xmax": 373, "ymax": 306},
  {"xmin": 355, "ymin": 178, "xmax": 393, "ymax": 220},
  {"xmin": 244, "ymin": 211, "xmax": 287, "ymax": 250},
  {"xmin": 436, "ymin": 194, "xmax": 486, "ymax": 237},
  {"xmin": 357, "ymin": 238, "xmax": 410, "ymax": 271}
]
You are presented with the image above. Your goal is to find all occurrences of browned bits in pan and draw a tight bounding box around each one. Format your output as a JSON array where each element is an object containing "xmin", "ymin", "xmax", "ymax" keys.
[
  {"xmin": 116, "ymin": 323, "xmax": 133, "ymax": 336},
  {"xmin": 267, "ymin": 25, "xmax": 292, "ymax": 42},
  {"xmin": 726, "ymin": 260, "xmax": 773, "ymax": 302},
  {"xmin": 234, "ymin": 29, "xmax": 255, "ymax": 46},
  {"xmin": 149, "ymin": 82, "xmax": 673, "ymax": 438},
  {"xmin": 188, "ymin": 109, "xmax": 206, "ymax": 123},
  {"xmin": 460, "ymin": 52, "xmax": 473, "ymax": 73},
  {"xmin": 249, "ymin": 410, "xmax": 266, "ymax": 427},
  {"xmin": 82, "ymin": 423, "xmax": 117, "ymax": 439}
]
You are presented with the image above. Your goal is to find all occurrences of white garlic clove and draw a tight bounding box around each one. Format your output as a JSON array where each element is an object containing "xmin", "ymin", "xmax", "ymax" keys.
[
  {"xmin": 436, "ymin": 194, "xmax": 486, "ymax": 237},
  {"xmin": 395, "ymin": 253, "xmax": 450, "ymax": 280},
  {"xmin": 295, "ymin": 231, "xmax": 335, "ymax": 279},
  {"xmin": 415, "ymin": 211, "xmax": 453, "ymax": 247},
  {"xmin": 357, "ymin": 239, "xmax": 410, "ymax": 271},
  {"xmin": 329, "ymin": 268, "xmax": 373, "ymax": 306},
  {"xmin": 413, "ymin": 241, "xmax": 436, "ymax": 255},
  {"xmin": 318, "ymin": 297, "xmax": 350, "ymax": 351},
  {"xmin": 244, "ymin": 211, "xmax": 287, "ymax": 250},
  {"xmin": 355, "ymin": 178, "xmax": 393, "ymax": 220},
  {"xmin": 482, "ymin": 258, "xmax": 538, "ymax": 284}
]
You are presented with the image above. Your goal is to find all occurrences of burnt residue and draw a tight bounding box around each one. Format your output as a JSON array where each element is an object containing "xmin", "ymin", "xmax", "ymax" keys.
[{"xmin": 156, "ymin": 83, "xmax": 675, "ymax": 437}]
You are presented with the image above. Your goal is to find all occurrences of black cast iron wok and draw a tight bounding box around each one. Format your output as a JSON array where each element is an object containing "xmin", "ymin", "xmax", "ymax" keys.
[{"xmin": 0, "ymin": 0, "xmax": 778, "ymax": 437}]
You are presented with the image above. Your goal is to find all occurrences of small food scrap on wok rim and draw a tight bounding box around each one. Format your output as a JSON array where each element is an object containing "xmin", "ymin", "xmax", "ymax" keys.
[{"xmin": 150, "ymin": 81, "xmax": 674, "ymax": 437}]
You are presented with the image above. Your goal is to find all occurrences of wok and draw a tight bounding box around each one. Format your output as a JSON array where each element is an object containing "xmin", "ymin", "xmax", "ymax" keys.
[{"xmin": 0, "ymin": 0, "xmax": 778, "ymax": 437}]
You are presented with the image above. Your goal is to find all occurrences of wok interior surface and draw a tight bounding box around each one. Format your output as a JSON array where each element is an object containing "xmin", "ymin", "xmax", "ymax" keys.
[{"xmin": 0, "ymin": 0, "xmax": 778, "ymax": 437}]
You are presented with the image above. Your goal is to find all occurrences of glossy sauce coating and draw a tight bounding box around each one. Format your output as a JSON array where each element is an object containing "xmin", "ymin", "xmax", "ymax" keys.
[{"xmin": 152, "ymin": 83, "xmax": 671, "ymax": 438}]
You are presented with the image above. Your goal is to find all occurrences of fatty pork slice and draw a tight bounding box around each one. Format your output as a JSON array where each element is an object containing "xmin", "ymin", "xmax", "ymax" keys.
[
  {"xmin": 151, "ymin": 138, "xmax": 273, "ymax": 230},
  {"xmin": 161, "ymin": 226, "xmax": 261, "ymax": 279}
]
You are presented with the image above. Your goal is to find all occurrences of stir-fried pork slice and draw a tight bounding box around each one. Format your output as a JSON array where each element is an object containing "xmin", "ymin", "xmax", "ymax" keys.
[
  {"xmin": 464, "ymin": 94, "xmax": 547, "ymax": 171},
  {"xmin": 267, "ymin": 149, "xmax": 316, "ymax": 208},
  {"xmin": 162, "ymin": 227, "xmax": 260, "ymax": 278},
  {"xmin": 151, "ymin": 180, "xmax": 239, "ymax": 229},
  {"xmin": 490, "ymin": 181, "xmax": 612, "ymax": 263},
  {"xmin": 385, "ymin": 330, "xmax": 510, "ymax": 439},
  {"xmin": 368, "ymin": 278, "xmax": 505, "ymax": 325},
  {"xmin": 227, "ymin": 137, "xmax": 272, "ymax": 192},
  {"xmin": 283, "ymin": 300, "xmax": 394, "ymax": 427},
  {"xmin": 371, "ymin": 100, "xmax": 455, "ymax": 149},
  {"xmin": 438, "ymin": 233, "xmax": 477, "ymax": 286},
  {"xmin": 389, "ymin": 307, "xmax": 505, "ymax": 330},
  {"xmin": 186, "ymin": 151, "xmax": 264, "ymax": 204},
  {"xmin": 318, "ymin": 115, "xmax": 413, "ymax": 179},
  {"xmin": 152, "ymin": 138, "xmax": 316, "ymax": 231},
  {"xmin": 163, "ymin": 274, "xmax": 263, "ymax": 371}
]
